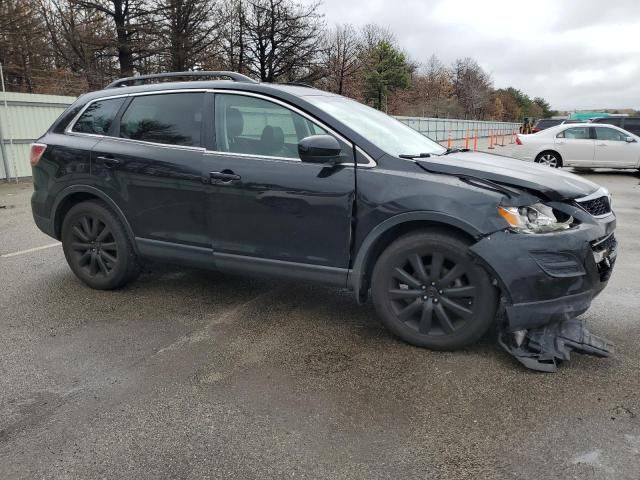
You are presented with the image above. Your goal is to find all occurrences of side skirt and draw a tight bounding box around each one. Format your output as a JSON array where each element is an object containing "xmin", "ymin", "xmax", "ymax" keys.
[{"xmin": 136, "ymin": 237, "xmax": 350, "ymax": 287}]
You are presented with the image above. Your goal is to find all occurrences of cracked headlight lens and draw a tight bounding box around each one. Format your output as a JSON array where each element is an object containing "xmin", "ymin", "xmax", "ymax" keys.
[{"xmin": 498, "ymin": 203, "xmax": 573, "ymax": 234}]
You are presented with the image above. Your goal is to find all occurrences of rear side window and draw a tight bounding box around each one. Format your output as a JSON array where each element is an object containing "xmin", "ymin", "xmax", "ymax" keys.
[
  {"xmin": 72, "ymin": 98, "xmax": 125, "ymax": 135},
  {"xmin": 595, "ymin": 127, "xmax": 627, "ymax": 141},
  {"xmin": 119, "ymin": 93, "xmax": 205, "ymax": 147},
  {"xmin": 557, "ymin": 127, "xmax": 590, "ymax": 139},
  {"xmin": 536, "ymin": 119, "xmax": 561, "ymax": 128}
]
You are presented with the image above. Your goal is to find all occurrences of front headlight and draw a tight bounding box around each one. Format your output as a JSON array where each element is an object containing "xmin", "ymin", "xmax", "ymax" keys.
[{"xmin": 498, "ymin": 203, "xmax": 573, "ymax": 234}]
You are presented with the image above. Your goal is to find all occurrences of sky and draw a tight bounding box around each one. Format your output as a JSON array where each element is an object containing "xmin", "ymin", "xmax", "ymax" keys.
[{"xmin": 308, "ymin": 0, "xmax": 640, "ymax": 111}]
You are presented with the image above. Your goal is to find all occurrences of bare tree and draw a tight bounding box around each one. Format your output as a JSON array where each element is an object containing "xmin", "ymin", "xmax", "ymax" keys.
[
  {"xmin": 153, "ymin": 0, "xmax": 223, "ymax": 71},
  {"xmin": 242, "ymin": 0, "xmax": 324, "ymax": 82},
  {"xmin": 0, "ymin": 0, "xmax": 52, "ymax": 91},
  {"xmin": 71, "ymin": 0, "xmax": 154, "ymax": 76},
  {"xmin": 451, "ymin": 57, "xmax": 492, "ymax": 118},
  {"xmin": 321, "ymin": 24, "xmax": 361, "ymax": 95},
  {"xmin": 218, "ymin": 0, "xmax": 247, "ymax": 73},
  {"xmin": 41, "ymin": 0, "xmax": 116, "ymax": 90}
]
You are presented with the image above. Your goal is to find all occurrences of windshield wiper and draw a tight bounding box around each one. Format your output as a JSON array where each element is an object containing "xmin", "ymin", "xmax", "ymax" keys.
[
  {"xmin": 439, "ymin": 147, "xmax": 470, "ymax": 155},
  {"xmin": 399, "ymin": 153, "xmax": 431, "ymax": 159}
]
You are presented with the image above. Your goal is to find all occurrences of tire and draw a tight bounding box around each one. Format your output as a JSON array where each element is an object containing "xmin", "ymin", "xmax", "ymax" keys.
[
  {"xmin": 61, "ymin": 200, "xmax": 140, "ymax": 289},
  {"xmin": 371, "ymin": 230, "xmax": 498, "ymax": 350},
  {"xmin": 535, "ymin": 151, "xmax": 562, "ymax": 168}
]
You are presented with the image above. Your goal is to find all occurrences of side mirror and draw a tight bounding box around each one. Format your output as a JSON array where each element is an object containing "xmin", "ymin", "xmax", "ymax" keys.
[
  {"xmin": 298, "ymin": 135, "xmax": 341, "ymax": 164},
  {"xmin": 625, "ymin": 136, "xmax": 636, "ymax": 143}
]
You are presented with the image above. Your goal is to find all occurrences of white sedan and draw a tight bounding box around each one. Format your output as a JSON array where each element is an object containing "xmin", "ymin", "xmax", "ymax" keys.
[{"xmin": 513, "ymin": 123, "xmax": 640, "ymax": 169}]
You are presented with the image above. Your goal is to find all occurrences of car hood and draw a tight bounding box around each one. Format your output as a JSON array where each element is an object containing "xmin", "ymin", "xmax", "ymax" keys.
[{"xmin": 416, "ymin": 151, "xmax": 600, "ymax": 201}]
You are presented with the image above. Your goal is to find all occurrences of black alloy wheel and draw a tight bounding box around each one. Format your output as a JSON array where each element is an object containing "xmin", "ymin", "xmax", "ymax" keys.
[
  {"xmin": 61, "ymin": 200, "xmax": 139, "ymax": 289},
  {"xmin": 371, "ymin": 231, "xmax": 498, "ymax": 350},
  {"xmin": 69, "ymin": 215, "xmax": 118, "ymax": 278}
]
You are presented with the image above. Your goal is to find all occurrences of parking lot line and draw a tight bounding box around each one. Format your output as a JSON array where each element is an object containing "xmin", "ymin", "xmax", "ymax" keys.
[{"xmin": 1, "ymin": 242, "xmax": 61, "ymax": 258}]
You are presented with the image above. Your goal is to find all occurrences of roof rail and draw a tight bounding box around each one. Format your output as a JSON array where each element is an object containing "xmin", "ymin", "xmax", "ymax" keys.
[
  {"xmin": 105, "ymin": 71, "xmax": 257, "ymax": 89},
  {"xmin": 284, "ymin": 82, "xmax": 315, "ymax": 89}
]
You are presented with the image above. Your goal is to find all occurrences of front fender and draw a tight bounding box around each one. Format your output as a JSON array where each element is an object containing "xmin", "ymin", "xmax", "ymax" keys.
[{"xmin": 347, "ymin": 211, "xmax": 484, "ymax": 301}]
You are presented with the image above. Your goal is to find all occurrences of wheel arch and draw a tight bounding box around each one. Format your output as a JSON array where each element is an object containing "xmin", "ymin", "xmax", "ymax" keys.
[
  {"xmin": 52, "ymin": 185, "xmax": 138, "ymax": 254},
  {"xmin": 348, "ymin": 212, "xmax": 482, "ymax": 303}
]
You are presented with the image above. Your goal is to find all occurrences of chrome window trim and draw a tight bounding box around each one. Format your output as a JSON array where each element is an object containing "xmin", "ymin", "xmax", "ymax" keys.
[{"xmin": 64, "ymin": 87, "xmax": 377, "ymax": 167}]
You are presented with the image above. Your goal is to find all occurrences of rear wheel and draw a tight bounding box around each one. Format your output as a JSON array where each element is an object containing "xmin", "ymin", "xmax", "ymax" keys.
[
  {"xmin": 371, "ymin": 231, "xmax": 498, "ymax": 350},
  {"xmin": 61, "ymin": 200, "xmax": 139, "ymax": 289},
  {"xmin": 535, "ymin": 151, "xmax": 561, "ymax": 168}
]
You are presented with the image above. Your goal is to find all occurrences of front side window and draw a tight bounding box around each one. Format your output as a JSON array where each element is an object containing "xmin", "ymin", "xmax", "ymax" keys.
[
  {"xmin": 119, "ymin": 93, "xmax": 204, "ymax": 147},
  {"xmin": 214, "ymin": 94, "xmax": 331, "ymax": 159},
  {"xmin": 72, "ymin": 97, "xmax": 125, "ymax": 135},
  {"xmin": 595, "ymin": 127, "xmax": 627, "ymax": 141},
  {"xmin": 557, "ymin": 127, "xmax": 590, "ymax": 139}
]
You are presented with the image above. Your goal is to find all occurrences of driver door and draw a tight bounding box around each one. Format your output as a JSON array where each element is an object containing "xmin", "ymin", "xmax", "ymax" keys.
[{"xmin": 202, "ymin": 92, "xmax": 355, "ymax": 282}]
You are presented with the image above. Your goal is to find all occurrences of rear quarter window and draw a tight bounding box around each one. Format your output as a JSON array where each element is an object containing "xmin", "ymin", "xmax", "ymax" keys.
[{"xmin": 72, "ymin": 98, "xmax": 126, "ymax": 135}]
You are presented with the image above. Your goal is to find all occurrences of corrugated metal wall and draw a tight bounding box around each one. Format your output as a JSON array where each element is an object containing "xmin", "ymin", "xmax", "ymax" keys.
[
  {"xmin": 0, "ymin": 92, "xmax": 522, "ymax": 180},
  {"xmin": 0, "ymin": 92, "xmax": 75, "ymax": 179}
]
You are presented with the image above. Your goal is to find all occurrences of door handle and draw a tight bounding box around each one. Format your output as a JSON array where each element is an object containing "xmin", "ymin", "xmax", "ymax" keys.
[
  {"xmin": 596, "ymin": 143, "xmax": 607, "ymax": 147},
  {"xmin": 209, "ymin": 170, "xmax": 241, "ymax": 183},
  {"xmin": 96, "ymin": 155, "xmax": 122, "ymax": 167}
]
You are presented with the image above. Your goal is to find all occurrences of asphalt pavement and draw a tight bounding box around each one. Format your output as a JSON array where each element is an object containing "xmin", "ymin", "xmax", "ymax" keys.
[{"xmin": 1, "ymin": 170, "xmax": 639, "ymax": 479}]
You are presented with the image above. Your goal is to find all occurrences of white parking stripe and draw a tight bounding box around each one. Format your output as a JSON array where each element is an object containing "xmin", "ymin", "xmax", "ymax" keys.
[{"xmin": 1, "ymin": 242, "xmax": 61, "ymax": 258}]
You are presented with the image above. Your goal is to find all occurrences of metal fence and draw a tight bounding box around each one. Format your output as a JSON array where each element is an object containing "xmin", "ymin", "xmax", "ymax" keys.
[
  {"xmin": 396, "ymin": 116, "xmax": 520, "ymax": 142},
  {"xmin": 0, "ymin": 92, "xmax": 76, "ymax": 180},
  {"xmin": 1, "ymin": 92, "xmax": 521, "ymax": 180}
]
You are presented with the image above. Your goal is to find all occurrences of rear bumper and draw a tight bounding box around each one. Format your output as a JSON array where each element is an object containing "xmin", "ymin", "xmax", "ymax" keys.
[
  {"xmin": 470, "ymin": 214, "xmax": 616, "ymax": 331},
  {"xmin": 32, "ymin": 211, "xmax": 56, "ymax": 239}
]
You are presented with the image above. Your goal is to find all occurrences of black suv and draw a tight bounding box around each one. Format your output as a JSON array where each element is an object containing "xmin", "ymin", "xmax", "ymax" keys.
[
  {"xmin": 591, "ymin": 116, "xmax": 640, "ymax": 136},
  {"xmin": 30, "ymin": 71, "xmax": 617, "ymax": 356}
]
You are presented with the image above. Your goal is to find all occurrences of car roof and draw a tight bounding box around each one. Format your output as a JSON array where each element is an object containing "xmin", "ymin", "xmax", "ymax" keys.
[
  {"xmin": 538, "ymin": 122, "xmax": 638, "ymax": 137},
  {"xmin": 78, "ymin": 80, "xmax": 339, "ymax": 104}
]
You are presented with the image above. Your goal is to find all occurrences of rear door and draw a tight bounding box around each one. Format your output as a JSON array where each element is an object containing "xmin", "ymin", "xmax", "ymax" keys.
[
  {"xmin": 554, "ymin": 126, "xmax": 595, "ymax": 166},
  {"xmin": 90, "ymin": 91, "xmax": 209, "ymax": 249},
  {"xmin": 593, "ymin": 126, "xmax": 639, "ymax": 167},
  {"xmin": 202, "ymin": 92, "xmax": 355, "ymax": 279}
]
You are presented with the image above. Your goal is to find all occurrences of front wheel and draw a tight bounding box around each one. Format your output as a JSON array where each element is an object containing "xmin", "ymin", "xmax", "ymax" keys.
[{"xmin": 371, "ymin": 231, "xmax": 498, "ymax": 350}]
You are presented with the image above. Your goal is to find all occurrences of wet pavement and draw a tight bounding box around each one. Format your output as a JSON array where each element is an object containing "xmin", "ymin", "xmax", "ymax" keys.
[{"xmin": 1, "ymin": 170, "xmax": 639, "ymax": 479}]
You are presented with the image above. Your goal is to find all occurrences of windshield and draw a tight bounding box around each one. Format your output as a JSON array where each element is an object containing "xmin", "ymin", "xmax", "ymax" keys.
[{"xmin": 305, "ymin": 95, "xmax": 446, "ymax": 157}]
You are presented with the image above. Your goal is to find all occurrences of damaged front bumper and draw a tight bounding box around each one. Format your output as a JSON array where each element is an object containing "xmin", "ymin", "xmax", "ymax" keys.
[
  {"xmin": 498, "ymin": 319, "xmax": 614, "ymax": 372},
  {"xmin": 470, "ymin": 209, "xmax": 617, "ymax": 371}
]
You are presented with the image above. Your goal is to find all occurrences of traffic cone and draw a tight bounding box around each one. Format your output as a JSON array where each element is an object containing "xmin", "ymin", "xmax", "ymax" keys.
[
  {"xmin": 510, "ymin": 129, "xmax": 515, "ymax": 144},
  {"xmin": 501, "ymin": 129, "xmax": 506, "ymax": 147},
  {"xmin": 473, "ymin": 129, "xmax": 478, "ymax": 151},
  {"xmin": 447, "ymin": 129, "xmax": 452, "ymax": 149},
  {"xmin": 488, "ymin": 129, "xmax": 495, "ymax": 149}
]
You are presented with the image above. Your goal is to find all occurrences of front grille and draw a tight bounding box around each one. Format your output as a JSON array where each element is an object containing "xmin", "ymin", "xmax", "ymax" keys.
[{"xmin": 576, "ymin": 196, "xmax": 611, "ymax": 217}]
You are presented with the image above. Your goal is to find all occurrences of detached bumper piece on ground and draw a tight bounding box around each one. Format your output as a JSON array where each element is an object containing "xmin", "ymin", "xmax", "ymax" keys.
[{"xmin": 499, "ymin": 319, "xmax": 614, "ymax": 372}]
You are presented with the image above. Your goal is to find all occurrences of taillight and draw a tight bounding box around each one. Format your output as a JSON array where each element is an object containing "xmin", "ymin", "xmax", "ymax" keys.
[
  {"xmin": 531, "ymin": 128, "xmax": 540, "ymax": 133},
  {"xmin": 30, "ymin": 143, "xmax": 47, "ymax": 167},
  {"xmin": 516, "ymin": 137, "xmax": 523, "ymax": 145}
]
